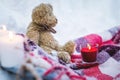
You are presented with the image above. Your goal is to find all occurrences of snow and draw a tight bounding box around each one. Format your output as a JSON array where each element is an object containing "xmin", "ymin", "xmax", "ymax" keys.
[{"xmin": 0, "ymin": 0, "xmax": 120, "ymax": 79}]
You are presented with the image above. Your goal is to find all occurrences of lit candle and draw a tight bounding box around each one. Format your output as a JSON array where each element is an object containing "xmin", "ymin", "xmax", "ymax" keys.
[
  {"xmin": 0, "ymin": 25, "xmax": 9, "ymax": 37},
  {"xmin": 81, "ymin": 44, "xmax": 98, "ymax": 62},
  {"xmin": 2, "ymin": 25, "xmax": 7, "ymax": 31},
  {"xmin": 0, "ymin": 30, "xmax": 25, "ymax": 68}
]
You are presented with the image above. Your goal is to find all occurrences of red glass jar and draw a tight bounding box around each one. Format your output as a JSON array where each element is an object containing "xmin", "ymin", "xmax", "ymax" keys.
[{"xmin": 81, "ymin": 47, "xmax": 98, "ymax": 62}]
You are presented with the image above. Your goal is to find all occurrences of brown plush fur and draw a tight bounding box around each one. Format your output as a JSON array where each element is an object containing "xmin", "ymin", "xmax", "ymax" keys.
[{"xmin": 26, "ymin": 3, "xmax": 75, "ymax": 63}]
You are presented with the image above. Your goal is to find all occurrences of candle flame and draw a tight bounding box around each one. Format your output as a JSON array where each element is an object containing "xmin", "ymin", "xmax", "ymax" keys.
[
  {"xmin": 87, "ymin": 44, "xmax": 91, "ymax": 50},
  {"xmin": 8, "ymin": 31, "xmax": 14, "ymax": 41},
  {"xmin": 2, "ymin": 25, "xmax": 7, "ymax": 31},
  {"xmin": 0, "ymin": 25, "xmax": 7, "ymax": 31}
]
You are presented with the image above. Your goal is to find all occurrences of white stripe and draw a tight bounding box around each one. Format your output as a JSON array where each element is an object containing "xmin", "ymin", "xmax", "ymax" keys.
[{"xmin": 99, "ymin": 57, "xmax": 120, "ymax": 77}]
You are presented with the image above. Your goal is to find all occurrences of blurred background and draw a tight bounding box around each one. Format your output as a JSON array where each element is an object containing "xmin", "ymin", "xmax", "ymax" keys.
[{"xmin": 0, "ymin": 0, "xmax": 120, "ymax": 44}]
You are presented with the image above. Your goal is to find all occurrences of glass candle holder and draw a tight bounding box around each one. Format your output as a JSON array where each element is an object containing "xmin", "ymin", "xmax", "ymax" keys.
[{"xmin": 80, "ymin": 44, "xmax": 98, "ymax": 62}]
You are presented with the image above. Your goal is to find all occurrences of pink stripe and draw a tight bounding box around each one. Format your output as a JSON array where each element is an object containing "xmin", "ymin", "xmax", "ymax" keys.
[{"xmin": 83, "ymin": 66, "xmax": 113, "ymax": 80}]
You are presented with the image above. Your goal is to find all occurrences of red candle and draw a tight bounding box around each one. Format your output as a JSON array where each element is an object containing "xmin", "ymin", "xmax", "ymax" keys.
[{"xmin": 81, "ymin": 44, "xmax": 98, "ymax": 62}]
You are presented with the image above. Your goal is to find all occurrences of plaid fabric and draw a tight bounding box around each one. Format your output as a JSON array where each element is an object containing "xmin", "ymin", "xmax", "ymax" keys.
[
  {"xmin": 1, "ymin": 26, "xmax": 120, "ymax": 80},
  {"xmin": 0, "ymin": 35, "xmax": 85, "ymax": 80},
  {"xmin": 73, "ymin": 26, "xmax": 120, "ymax": 80}
]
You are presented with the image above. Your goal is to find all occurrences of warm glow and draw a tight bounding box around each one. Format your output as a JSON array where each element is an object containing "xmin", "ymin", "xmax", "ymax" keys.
[
  {"xmin": 8, "ymin": 31, "xmax": 14, "ymax": 41},
  {"xmin": 2, "ymin": 25, "xmax": 7, "ymax": 31},
  {"xmin": 0, "ymin": 25, "xmax": 7, "ymax": 31},
  {"xmin": 87, "ymin": 43, "xmax": 91, "ymax": 50}
]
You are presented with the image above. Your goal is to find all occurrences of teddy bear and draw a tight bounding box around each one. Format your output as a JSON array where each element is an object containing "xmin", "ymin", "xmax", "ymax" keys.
[{"xmin": 26, "ymin": 3, "xmax": 75, "ymax": 63}]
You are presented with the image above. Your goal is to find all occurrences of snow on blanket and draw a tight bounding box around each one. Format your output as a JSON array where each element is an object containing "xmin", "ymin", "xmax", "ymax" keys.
[{"xmin": 0, "ymin": 26, "xmax": 120, "ymax": 80}]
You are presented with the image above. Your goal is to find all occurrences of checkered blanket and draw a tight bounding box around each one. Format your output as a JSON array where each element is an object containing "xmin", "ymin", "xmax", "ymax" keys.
[
  {"xmin": 0, "ymin": 26, "xmax": 120, "ymax": 80},
  {"xmin": 73, "ymin": 26, "xmax": 120, "ymax": 80}
]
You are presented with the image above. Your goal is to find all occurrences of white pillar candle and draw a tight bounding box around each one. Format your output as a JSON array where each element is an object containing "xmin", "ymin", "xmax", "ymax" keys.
[{"xmin": 0, "ymin": 31, "xmax": 25, "ymax": 68}]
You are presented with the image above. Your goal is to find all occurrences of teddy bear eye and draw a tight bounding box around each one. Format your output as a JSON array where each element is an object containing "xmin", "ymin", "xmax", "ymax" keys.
[{"xmin": 49, "ymin": 13, "xmax": 52, "ymax": 16}]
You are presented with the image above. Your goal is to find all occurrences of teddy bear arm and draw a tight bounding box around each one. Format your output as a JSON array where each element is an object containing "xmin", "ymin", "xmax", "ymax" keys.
[
  {"xmin": 57, "ymin": 51, "xmax": 71, "ymax": 63},
  {"xmin": 63, "ymin": 40, "xmax": 76, "ymax": 55},
  {"xmin": 40, "ymin": 45, "xmax": 54, "ymax": 54},
  {"xmin": 55, "ymin": 45, "xmax": 64, "ymax": 51},
  {"xmin": 39, "ymin": 32, "xmax": 62, "ymax": 51}
]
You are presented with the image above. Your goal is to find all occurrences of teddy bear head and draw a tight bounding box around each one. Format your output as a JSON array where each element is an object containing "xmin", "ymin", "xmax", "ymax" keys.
[{"xmin": 32, "ymin": 3, "xmax": 57, "ymax": 31}]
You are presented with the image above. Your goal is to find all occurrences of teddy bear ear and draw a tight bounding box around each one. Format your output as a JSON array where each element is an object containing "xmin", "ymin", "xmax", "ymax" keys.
[
  {"xmin": 32, "ymin": 3, "xmax": 53, "ymax": 18},
  {"xmin": 32, "ymin": 3, "xmax": 46, "ymax": 18},
  {"xmin": 39, "ymin": 3, "xmax": 53, "ymax": 13}
]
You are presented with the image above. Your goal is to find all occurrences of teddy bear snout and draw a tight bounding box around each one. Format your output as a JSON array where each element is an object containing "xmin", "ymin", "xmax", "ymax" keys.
[{"xmin": 51, "ymin": 17, "xmax": 57, "ymax": 27}]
